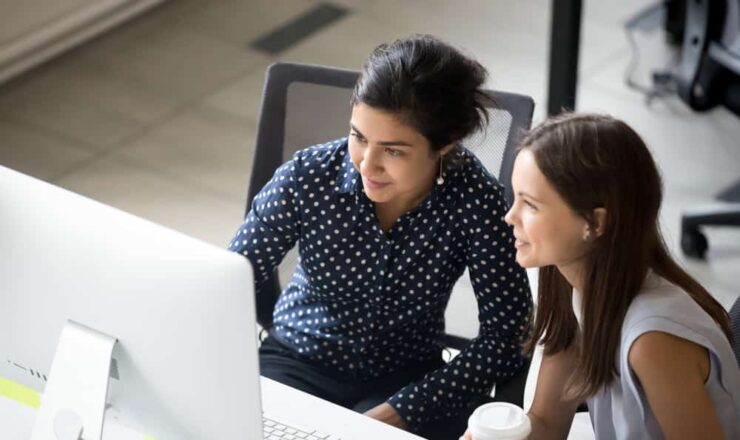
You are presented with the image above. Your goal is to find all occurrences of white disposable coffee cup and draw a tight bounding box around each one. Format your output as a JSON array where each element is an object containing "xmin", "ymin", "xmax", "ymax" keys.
[{"xmin": 467, "ymin": 402, "xmax": 531, "ymax": 440}]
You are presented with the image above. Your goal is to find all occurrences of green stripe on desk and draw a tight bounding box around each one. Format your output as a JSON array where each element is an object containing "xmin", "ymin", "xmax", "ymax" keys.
[{"xmin": 0, "ymin": 376, "xmax": 41, "ymax": 409}]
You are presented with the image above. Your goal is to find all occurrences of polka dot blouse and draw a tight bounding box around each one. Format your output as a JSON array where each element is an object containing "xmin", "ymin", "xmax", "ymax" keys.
[{"xmin": 229, "ymin": 138, "xmax": 532, "ymax": 432}]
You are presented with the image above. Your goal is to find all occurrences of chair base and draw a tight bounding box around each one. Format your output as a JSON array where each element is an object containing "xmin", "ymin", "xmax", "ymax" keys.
[{"xmin": 680, "ymin": 184, "xmax": 740, "ymax": 259}]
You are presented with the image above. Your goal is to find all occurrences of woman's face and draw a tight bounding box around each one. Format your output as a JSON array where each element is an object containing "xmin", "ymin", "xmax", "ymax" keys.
[
  {"xmin": 348, "ymin": 103, "xmax": 446, "ymax": 206},
  {"xmin": 504, "ymin": 148, "xmax": 591, "ymax": 270}
]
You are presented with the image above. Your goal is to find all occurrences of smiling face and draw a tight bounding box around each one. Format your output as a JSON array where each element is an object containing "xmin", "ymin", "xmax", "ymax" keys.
[
  {"xmin": 348, "ymin": 103, "xmax": 449, "ymax": 209},
  {"xmin": 504, "ymin": 148, "xmax": 592, "ymax": 272}
]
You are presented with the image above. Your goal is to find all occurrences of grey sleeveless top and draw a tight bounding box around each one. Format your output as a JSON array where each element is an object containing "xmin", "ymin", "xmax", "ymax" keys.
[{"xmin": 573, "ymin": 275, "xmax": 740, "ymax": 439}]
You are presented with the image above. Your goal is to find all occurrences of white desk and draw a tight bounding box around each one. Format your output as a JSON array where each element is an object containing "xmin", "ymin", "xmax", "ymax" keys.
[
  {"xmin": 0, "ymin": 376, "xmax": 423, "ymax": 440},
  {"xmin": 261, "ymin": 377, "xmax": 423, "ymax": 440},
  {"xmin": 1, "ymin": 375, "xmax": 592, "ymax": 440}
]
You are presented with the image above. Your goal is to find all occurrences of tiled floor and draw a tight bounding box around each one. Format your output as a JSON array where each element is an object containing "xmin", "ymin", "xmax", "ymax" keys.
[{"xmin": 1, "ymin": 1, "xmax": 738, "ymax": 436}]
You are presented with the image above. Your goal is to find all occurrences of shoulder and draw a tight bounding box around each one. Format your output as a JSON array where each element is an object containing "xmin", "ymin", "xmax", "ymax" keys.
[
  {"xmin": 622, "ymin": 277, "xmax": 702, "ymax": 333},
  {"xmin": 453, "ymin": 147, "xmax": 507, "ymax": 204},
  {"xmin": 291, "ymin": 138, "xmax": 349, "ymax": 175},
  {"xmin": 263, "ymin": 138, "xmax": 348, "ymax": 198},
  {"xmin": 624, "ymin": 276, "xmax": 712, "ymax": 380},
  {"xmin": 448, "ymin": 149, "xmax": 511, "ymax": 227}
]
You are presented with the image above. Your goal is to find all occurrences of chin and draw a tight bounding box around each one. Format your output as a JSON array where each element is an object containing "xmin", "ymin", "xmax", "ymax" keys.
[
  {"xmin": 515, "ymin": 254, "xmax": 536, "ymax": 269},
  {"xmin": 364, "ymin": 189, "xmax": 392, "ymax": 203}
]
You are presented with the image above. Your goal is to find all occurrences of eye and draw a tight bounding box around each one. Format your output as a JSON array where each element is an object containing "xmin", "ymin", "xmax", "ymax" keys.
[
  {"xmin": 350, "ymin": 132, "xmax": 367, "ymax": 144},
  {"xmin": 385, "ymin": 148, "xmax": 403, "ymax": 157},
  {"xmin": 524, "ymin": 200, "xmax": 537, "ymax": 210}
]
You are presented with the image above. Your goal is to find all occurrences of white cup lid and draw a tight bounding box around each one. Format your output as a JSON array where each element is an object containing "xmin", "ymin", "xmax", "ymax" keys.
[{"xmin": 468, "ymin": 402, "xmax": 531, "ymax": 440}]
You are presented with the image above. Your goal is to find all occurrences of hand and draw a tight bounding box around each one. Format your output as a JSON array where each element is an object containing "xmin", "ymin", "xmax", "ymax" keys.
[
  {"xmin": 363, "ymin": 402, "xmax": 408, "ymax": 430},
  {"xmin": 459, "ymin": 429, "xmax": 473, "ymax": 440}
]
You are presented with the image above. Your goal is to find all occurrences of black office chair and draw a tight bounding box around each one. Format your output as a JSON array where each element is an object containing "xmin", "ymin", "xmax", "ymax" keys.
[
  {"xmin": 675, "ymin": 0, "xmax": 740, "ymax": 258},
  {"xmin": 244, "ymin": 62, "xmax": 535, "ymax": 406}
]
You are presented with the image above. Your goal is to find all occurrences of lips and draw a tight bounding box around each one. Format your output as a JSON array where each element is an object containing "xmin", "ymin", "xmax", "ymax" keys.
[
  {"xmin": 363, "ymin": 176, "xmax": 390, "ymax": 190},
  {"xmin": 514, "ymin": 237, "xmax": 529, "ymax": 248}
]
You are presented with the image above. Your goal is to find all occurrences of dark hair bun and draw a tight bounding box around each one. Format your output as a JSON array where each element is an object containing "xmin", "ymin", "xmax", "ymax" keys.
[{"xmin": 351, "ymin": 35, "xmax": 492, "ymax": 151}]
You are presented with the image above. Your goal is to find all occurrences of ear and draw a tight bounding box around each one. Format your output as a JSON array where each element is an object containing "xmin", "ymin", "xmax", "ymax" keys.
[{"xmin": 591, "ymin": 207, "xmax": 608, "ymax": 237}]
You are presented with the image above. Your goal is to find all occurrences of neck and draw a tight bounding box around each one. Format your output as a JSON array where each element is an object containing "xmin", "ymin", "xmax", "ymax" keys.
[
  {"xmin": 557, "ymin": 260, "xmax": 586, "ymax": 293},
  {"xmin": 389, "ymin": 181, "xmax": 434, "ymax": 211},
  {"xmin": 374, "ymin": 177, "xmax": 436, "ymax": 232}
]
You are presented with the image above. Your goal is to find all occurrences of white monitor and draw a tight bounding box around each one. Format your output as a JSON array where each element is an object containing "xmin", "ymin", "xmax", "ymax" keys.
[{"xmin": 0, "ymin": 165, "xmax": 262, "ymax": 439}]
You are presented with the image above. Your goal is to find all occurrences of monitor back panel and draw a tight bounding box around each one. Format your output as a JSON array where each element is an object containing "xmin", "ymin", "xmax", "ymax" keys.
[{"xmin": 0, "ymin": 166, "xmax": 262, "ymax": 439}]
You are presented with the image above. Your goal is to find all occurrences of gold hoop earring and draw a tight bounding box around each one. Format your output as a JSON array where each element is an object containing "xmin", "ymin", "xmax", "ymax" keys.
[{"xmin": 436, "ymin": 156, "xmax": 445, "ymax": 185}]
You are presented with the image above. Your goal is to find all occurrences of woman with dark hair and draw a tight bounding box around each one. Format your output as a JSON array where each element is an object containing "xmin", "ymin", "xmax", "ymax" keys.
[
  {"xmin": 463, "ymin": 113, "xmax": 739, "ymax": 439},
  {"xmin": 228, "ymin": 35, "xmax": 532, "ymax": 438}
]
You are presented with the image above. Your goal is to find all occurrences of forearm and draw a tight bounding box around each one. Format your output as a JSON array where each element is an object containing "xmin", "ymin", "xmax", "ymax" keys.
[
  {"xmin": 389, "ymin": 332, "xmax": 526, "ymax": 431},
  {"xmin": 364, "ymin": 403, "xmax": 408, "ymax": 430},
  {"xmin": 525, "ymin": 348, "xmax": 579, "ymax": 440},
  {"xmin": 527, "ymin": 412, "xmax": 571, "ymax": 440}
]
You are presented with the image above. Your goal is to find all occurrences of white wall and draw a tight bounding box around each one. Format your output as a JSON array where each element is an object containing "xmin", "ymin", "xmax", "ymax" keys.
[{"xmin": 0, "ymin": 0, "xmax": 164, "ymax": 84}]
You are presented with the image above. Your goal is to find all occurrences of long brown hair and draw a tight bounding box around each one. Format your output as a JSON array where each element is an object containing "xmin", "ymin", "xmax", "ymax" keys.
[{"xmin": 521, "ymin": 113, "xmax": 732, "ymax": 400}]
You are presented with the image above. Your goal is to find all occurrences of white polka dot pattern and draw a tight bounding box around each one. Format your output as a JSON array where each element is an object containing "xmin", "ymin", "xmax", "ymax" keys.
[{"xmin": 228, "ymin": 138, "xmax": 532, "ymax": 432}]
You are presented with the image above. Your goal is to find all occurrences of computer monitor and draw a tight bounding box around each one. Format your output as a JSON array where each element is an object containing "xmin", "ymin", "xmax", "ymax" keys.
[{"xmin": 0, "ymin": 165, "xmax": 262, "ymax": 439}]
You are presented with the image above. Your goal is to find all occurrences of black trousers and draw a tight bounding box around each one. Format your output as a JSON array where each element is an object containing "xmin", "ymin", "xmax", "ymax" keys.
[{"xmin": 259, "ymin": 335, "xmax": 487, "ymax": 440}]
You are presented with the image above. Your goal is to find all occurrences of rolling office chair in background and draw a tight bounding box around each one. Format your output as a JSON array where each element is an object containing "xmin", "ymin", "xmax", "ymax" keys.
[
  {"xmin": 243, "ymin": 62, "xmax": 535, "ymax": 406},
  {"xmin": 674, "ymin": 0, "xmax": 740, "ymax": 258}
]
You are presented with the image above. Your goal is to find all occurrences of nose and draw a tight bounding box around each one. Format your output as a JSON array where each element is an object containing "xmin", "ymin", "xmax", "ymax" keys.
[
  {"xmin": 360, "ymin": 145, "xmax": 383, "ymax": 175},
  {"xmin": 504, "ymin": 204, "xmax": 516, "ymax": 226}
]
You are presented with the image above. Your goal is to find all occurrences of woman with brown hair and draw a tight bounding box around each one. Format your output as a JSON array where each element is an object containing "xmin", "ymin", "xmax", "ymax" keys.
[{"xmin": 463, "ymin": 113, "xmax": 739, "ymax": 439}]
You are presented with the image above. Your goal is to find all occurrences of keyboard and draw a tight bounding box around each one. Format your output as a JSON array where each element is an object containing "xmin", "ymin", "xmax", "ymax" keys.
[{"xmin": 262, "ymin": 416, "xmax": 341, "ymax": 440}]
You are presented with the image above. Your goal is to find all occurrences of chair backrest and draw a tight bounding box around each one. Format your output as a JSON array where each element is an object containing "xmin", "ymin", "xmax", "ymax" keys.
[{"xmin": 246, "ymin": 62, "xmax": 535, "ymax": 330}]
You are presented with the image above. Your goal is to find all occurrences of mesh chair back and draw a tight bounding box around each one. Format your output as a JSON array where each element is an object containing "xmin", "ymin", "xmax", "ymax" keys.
[{"xmin": 246, "ymin": 62, "xmax": 534, "ymax": 330}]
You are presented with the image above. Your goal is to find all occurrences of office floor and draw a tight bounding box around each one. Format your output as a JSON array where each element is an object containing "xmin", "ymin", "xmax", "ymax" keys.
[{"xmin": 0, "ymin": 0, "xmax": 738, "ymax": 434}]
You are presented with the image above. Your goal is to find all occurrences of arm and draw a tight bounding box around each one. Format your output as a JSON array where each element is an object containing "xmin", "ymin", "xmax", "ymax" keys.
[
  {"xmin": 628, "ymin": 331, "xmax": 724, "ymax": 440},
  {"xmin": 364, "ymin": 403, "xmax": 407, "ymax": 430},
  {"xmin": 459, "ymin": 347, "xmax": 580, "ymax": 440},
  {"xmin": 386, "ymin": 184, "xmax": 533, "ymax": 432},
  {"xmin": 526, "ymin": 347, "xmax": 580, "ymax": 440},
  {"xmin": 228, "ymin": 159, "xmax": 301, "ymax": 285}
]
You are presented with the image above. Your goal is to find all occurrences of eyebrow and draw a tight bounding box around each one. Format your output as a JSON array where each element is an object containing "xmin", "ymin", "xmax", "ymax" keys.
[
  {"xmin": 517, "ymin": 191, "xmax": 544, "ymax": 203},
  {"xmin": 349, "ymin": 124, "xmax": 414, "ymax": 147}
]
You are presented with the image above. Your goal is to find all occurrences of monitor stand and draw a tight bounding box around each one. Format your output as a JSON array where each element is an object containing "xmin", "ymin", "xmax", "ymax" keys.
[{"xmin": 30, "ymin": 320, "xmax": 117, "ymax": 440}]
